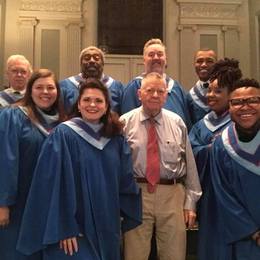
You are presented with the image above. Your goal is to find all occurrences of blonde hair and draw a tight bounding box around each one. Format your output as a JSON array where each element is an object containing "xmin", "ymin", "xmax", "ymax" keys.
[{"xmin": 143, "ymin": 38, "xmax": 166, "ymax": 55}]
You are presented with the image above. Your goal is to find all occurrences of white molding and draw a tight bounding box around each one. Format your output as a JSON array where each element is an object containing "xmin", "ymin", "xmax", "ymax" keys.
[
  {"xmin": 19, "ymin": 11, "xmax": 81, "ymax": 21},
  {"xmin": 176, "ymin": 0, "xmax": 242, "ymax": 4},
  {"xmin": 20, "ymin": 0, "xmax": 81, "ymax": 12},
  {"xmin": 178, "ymin": 2, "xmax": 240, "ymax": 26}
]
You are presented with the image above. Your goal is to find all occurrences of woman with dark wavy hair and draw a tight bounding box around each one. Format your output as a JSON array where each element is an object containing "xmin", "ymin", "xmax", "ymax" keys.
[
  {"xmin": 0, "ymin": 69, "xmax": 66, "ymax": 260},
  {"xmin": 17, "ymin": 78, "xmax": 142, "ymax": 260}
]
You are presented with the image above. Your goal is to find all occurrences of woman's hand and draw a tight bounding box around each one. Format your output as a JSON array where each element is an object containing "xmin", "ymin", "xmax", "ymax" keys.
[
  {"xmin": 59, "ymin": 237, "xmax": 78, "ymax": 255},
  {"xmin": 0, "ymin": 206, "xmax": 10, "ymax": 227}
]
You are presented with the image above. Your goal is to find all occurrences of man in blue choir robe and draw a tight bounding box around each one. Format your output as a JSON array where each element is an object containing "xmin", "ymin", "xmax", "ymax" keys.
[
  {"xmin": 17, "ymin": 117, "xmax": 142, "ymax": 259},
  {"xmin": 121, "ymin": 38, "xmax": 192, "ymax": 130},
  {"xmin": 186, "ymin": 49, "xmax": 217, "ymax": 125},
  {"xmin": 0, "ymin": 55, "xmax": 32, "ymax": 107},
  {"xmin": 59, "ymin": 46, "xmax": 123, "ymax": 115},
  {"xmin": 209, "ymin": 78, "xmax": 260, "ymax": 259}
]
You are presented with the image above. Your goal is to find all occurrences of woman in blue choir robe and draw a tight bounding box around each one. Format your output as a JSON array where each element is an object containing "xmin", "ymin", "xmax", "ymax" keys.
[
  {"xmin": 210, "ymin": 78, "xmax": 260, "ymax": 260},
  {"xmin": 17, "ymin": 78, "xmax": 142, "ymax": 260},
  {"xmin": 0, "ymin": 69, "xmax": 66, "ymax": 260},
  {"xmin": 188, "ymin": 58, "xmax": 242, "ymax": 260}
]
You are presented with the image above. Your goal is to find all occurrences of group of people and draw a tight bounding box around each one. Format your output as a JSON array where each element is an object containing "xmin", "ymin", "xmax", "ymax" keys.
[{"xmin": 0, "ymin": 37, "xmax": 259, "ymax": 260}]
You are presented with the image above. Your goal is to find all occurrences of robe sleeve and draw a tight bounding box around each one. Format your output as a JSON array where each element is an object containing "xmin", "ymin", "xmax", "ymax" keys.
[
  {"xmin": 121, "ymin": 79, "xmax": 141, "ymax": 114},
  {"xmin": 0, "ymin": 108, "xmax": 21, "ymax": 206},
  {"xmin": 210, "ymin": 137, "xmax": 258, "ymax": 244},
  {"xmin": 167, "ymin": 81, "xmax": 192, "ymax": 131},
  {"xmin": 17, "ymin": 126, "xmax": 80, "ymax": 255},
  {"xmin": 109, "ymin": 80, "xmax": 124, "ymax": 115},
  {"xmin": 119, "ymin": 137, "xmax": 142, "ymax": 233},
  {"xmin": 189, "ymin": 121, "xmax": 211, "ymax": 184}
]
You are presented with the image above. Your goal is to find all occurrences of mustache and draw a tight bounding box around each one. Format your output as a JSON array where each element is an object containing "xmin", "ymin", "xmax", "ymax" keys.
[{"xmin": 84, "ymin": 63, "xmax": 100, "ymax": 69}]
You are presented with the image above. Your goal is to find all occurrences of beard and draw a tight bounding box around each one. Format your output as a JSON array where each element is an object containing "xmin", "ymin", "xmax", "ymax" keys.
[{"xmin": 81, "ymin": 63, "xmax": 103, "ymax": 79}]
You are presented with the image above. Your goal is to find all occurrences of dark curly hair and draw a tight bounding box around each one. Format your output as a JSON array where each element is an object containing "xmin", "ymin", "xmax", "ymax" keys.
[
  {"xmin": 71, "ymin": 78, "xmax": 123, "ymax": 137},
  {"xmin": 230, "ymin": 78, "xmax": 260, "ymax": 93},
  {"xmin": 209, "ymin": 58, "xmax": 242, "ymax": 92}
]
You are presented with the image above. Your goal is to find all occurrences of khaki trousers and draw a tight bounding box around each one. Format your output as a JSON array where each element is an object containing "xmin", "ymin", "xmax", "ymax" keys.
[{"xmin": 124, "ymin": 183, "xmax": 186, "ymax": 260}]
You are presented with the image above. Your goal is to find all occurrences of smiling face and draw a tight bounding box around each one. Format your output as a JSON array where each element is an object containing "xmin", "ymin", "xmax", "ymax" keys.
[
  {"xmin": 229, "ymin": 87, "xmax": 260, "ymax": 130},
  {"xmin": 80, "ymin": 49, "xmax": 104, "ymax": 79},
  {"xmin": 31, "ymin": 77, "xmax": 58, "ymax": 110},
  {"xmin": 138, "ymin": 75, "xmax": 167, "ymax": 117},
  {"xmin": 194, "ymin": 50, "xmax": 216, "ymax": 82},
  {"xmin": 206, "ymin": 79, "xmax": 229, "ymax": 115},
  {"xmin": 78, "ymin": 88, "xmax": 108, "ymax": 124},
  {"xmin": 143, "ymin": 44, "xmax": 167, "ymax": 75}
]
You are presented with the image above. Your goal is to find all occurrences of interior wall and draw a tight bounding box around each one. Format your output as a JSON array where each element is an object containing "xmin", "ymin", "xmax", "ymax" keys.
[
  {"xmin": 0, "ymin": 0, "xmax": 256, "ymax": 89},
  {"xmin": 0, "ymin": 0, "xmax": 5, "ymax": 86},
  {"xmin": 249, "ymin": 0, "xmax": 260, "ymax": 81}
]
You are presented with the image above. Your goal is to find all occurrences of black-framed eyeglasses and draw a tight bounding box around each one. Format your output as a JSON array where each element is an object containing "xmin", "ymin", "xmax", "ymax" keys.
[{"xmin": 229, "ymin": 96, "xmax": 260, "ymax": 108}]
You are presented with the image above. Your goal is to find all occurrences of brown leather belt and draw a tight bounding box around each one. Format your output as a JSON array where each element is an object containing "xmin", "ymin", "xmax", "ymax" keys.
[{"xmin": 135, "ymin": 177, "xmax": 184, "ymax": 185}]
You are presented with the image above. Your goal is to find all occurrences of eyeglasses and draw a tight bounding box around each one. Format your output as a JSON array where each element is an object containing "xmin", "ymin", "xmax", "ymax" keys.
[
  {"xmin": 10, "ymin": 69, "xmax": 28, "ymax": 75},
  {"xmin": 229, "ymin": 96, "xmax": 260, "ymax": 108},
  {"xmin": 144, "ymin": 88, "xmax": 166, "ymax": 96}
]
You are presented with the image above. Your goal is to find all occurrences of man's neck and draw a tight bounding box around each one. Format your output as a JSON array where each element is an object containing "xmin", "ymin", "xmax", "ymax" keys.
[
  {"xmin": 142, "ymin": 107, "xmax": 161, "ymax": 118},
  {"xmin": 235, "ymin": 122, "xmax": 260, "ymax": 142},
  {"xmin": 10, "ymin": 86, "xmax": 26, "ymax": 94}
]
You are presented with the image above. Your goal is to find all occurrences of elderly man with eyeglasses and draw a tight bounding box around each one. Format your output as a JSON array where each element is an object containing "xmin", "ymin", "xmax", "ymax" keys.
[
  {"xmin": 121, "ymin": 72, "xmax": 201, "ymax": 260},
  {"xmin": 0, "ymin": 55, "xmax": 32, "ymax": 107},
  {"xmin": 59, "ymin": 46, "xmax": 123, "ymax": 115},
  {"xmin": 209, "ymin": 78, "xmax": 260, "ymax": 260}
]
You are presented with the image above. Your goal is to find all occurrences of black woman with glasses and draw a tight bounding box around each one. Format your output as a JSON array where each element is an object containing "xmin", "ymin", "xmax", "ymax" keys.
[{"xmin": 209, "ymin": 78, "xmax": 260, "ymax": 260}]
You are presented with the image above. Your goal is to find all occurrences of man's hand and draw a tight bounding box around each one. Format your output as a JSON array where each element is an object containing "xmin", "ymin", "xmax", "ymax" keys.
[
  {"xmin": 59, "ymin": 237, "xmax": 78, "ymax": 255},
  {"xmin": 0, "ymin": 206, "xmax": 10, "ymax": 227},
  {"xmin": 184, "ymin": 209, "xmax": 196, "ymax": 229}
]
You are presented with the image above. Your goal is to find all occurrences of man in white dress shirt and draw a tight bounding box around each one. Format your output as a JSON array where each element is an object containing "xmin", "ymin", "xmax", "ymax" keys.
[{"xmin": 121, "ymin": 72, "xmax": 202, "ymax": 260}]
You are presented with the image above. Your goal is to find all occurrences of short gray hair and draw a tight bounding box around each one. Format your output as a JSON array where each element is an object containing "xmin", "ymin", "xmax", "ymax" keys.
[
  {"xmin": 6, "ymin": 54, "xmax": 32, "ymax": 72},
  {"xmin": 79, "ymin": 46, "xmax": 105, "ymax": 65}
]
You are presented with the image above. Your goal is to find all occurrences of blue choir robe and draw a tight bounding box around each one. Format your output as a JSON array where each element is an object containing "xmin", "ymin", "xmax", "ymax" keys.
[
  {"xmin": 187, "ymin": 81, "xmax": 210, "ymax": 124},
  {"xmin": 59, "ymin": 74, "xmax": 123, "ymax": 115},
  {"xmin": 0, "ymin": 107, "xmax": 58, "ymax": 260},
  {"xmin": 0, "ymin": 89, "xmax": 24, "ymax": 107},
  {"xmin": 209, "ymin": 124, "xmax": 260, "ymax": 260},
  {"xmin": 188, "ymin": 111, "xmax": 231, "ymax": 260},
  {"xmin": 189, "ymin": 110, "xmax": 231, "ymax": 182},
  {"xmin": 17, "ymin": 118, "xmax": 142, "ymax": 260},
  {"xmin": 121, "ymin": 74, "xmax": 192, "ymax": 130}
]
